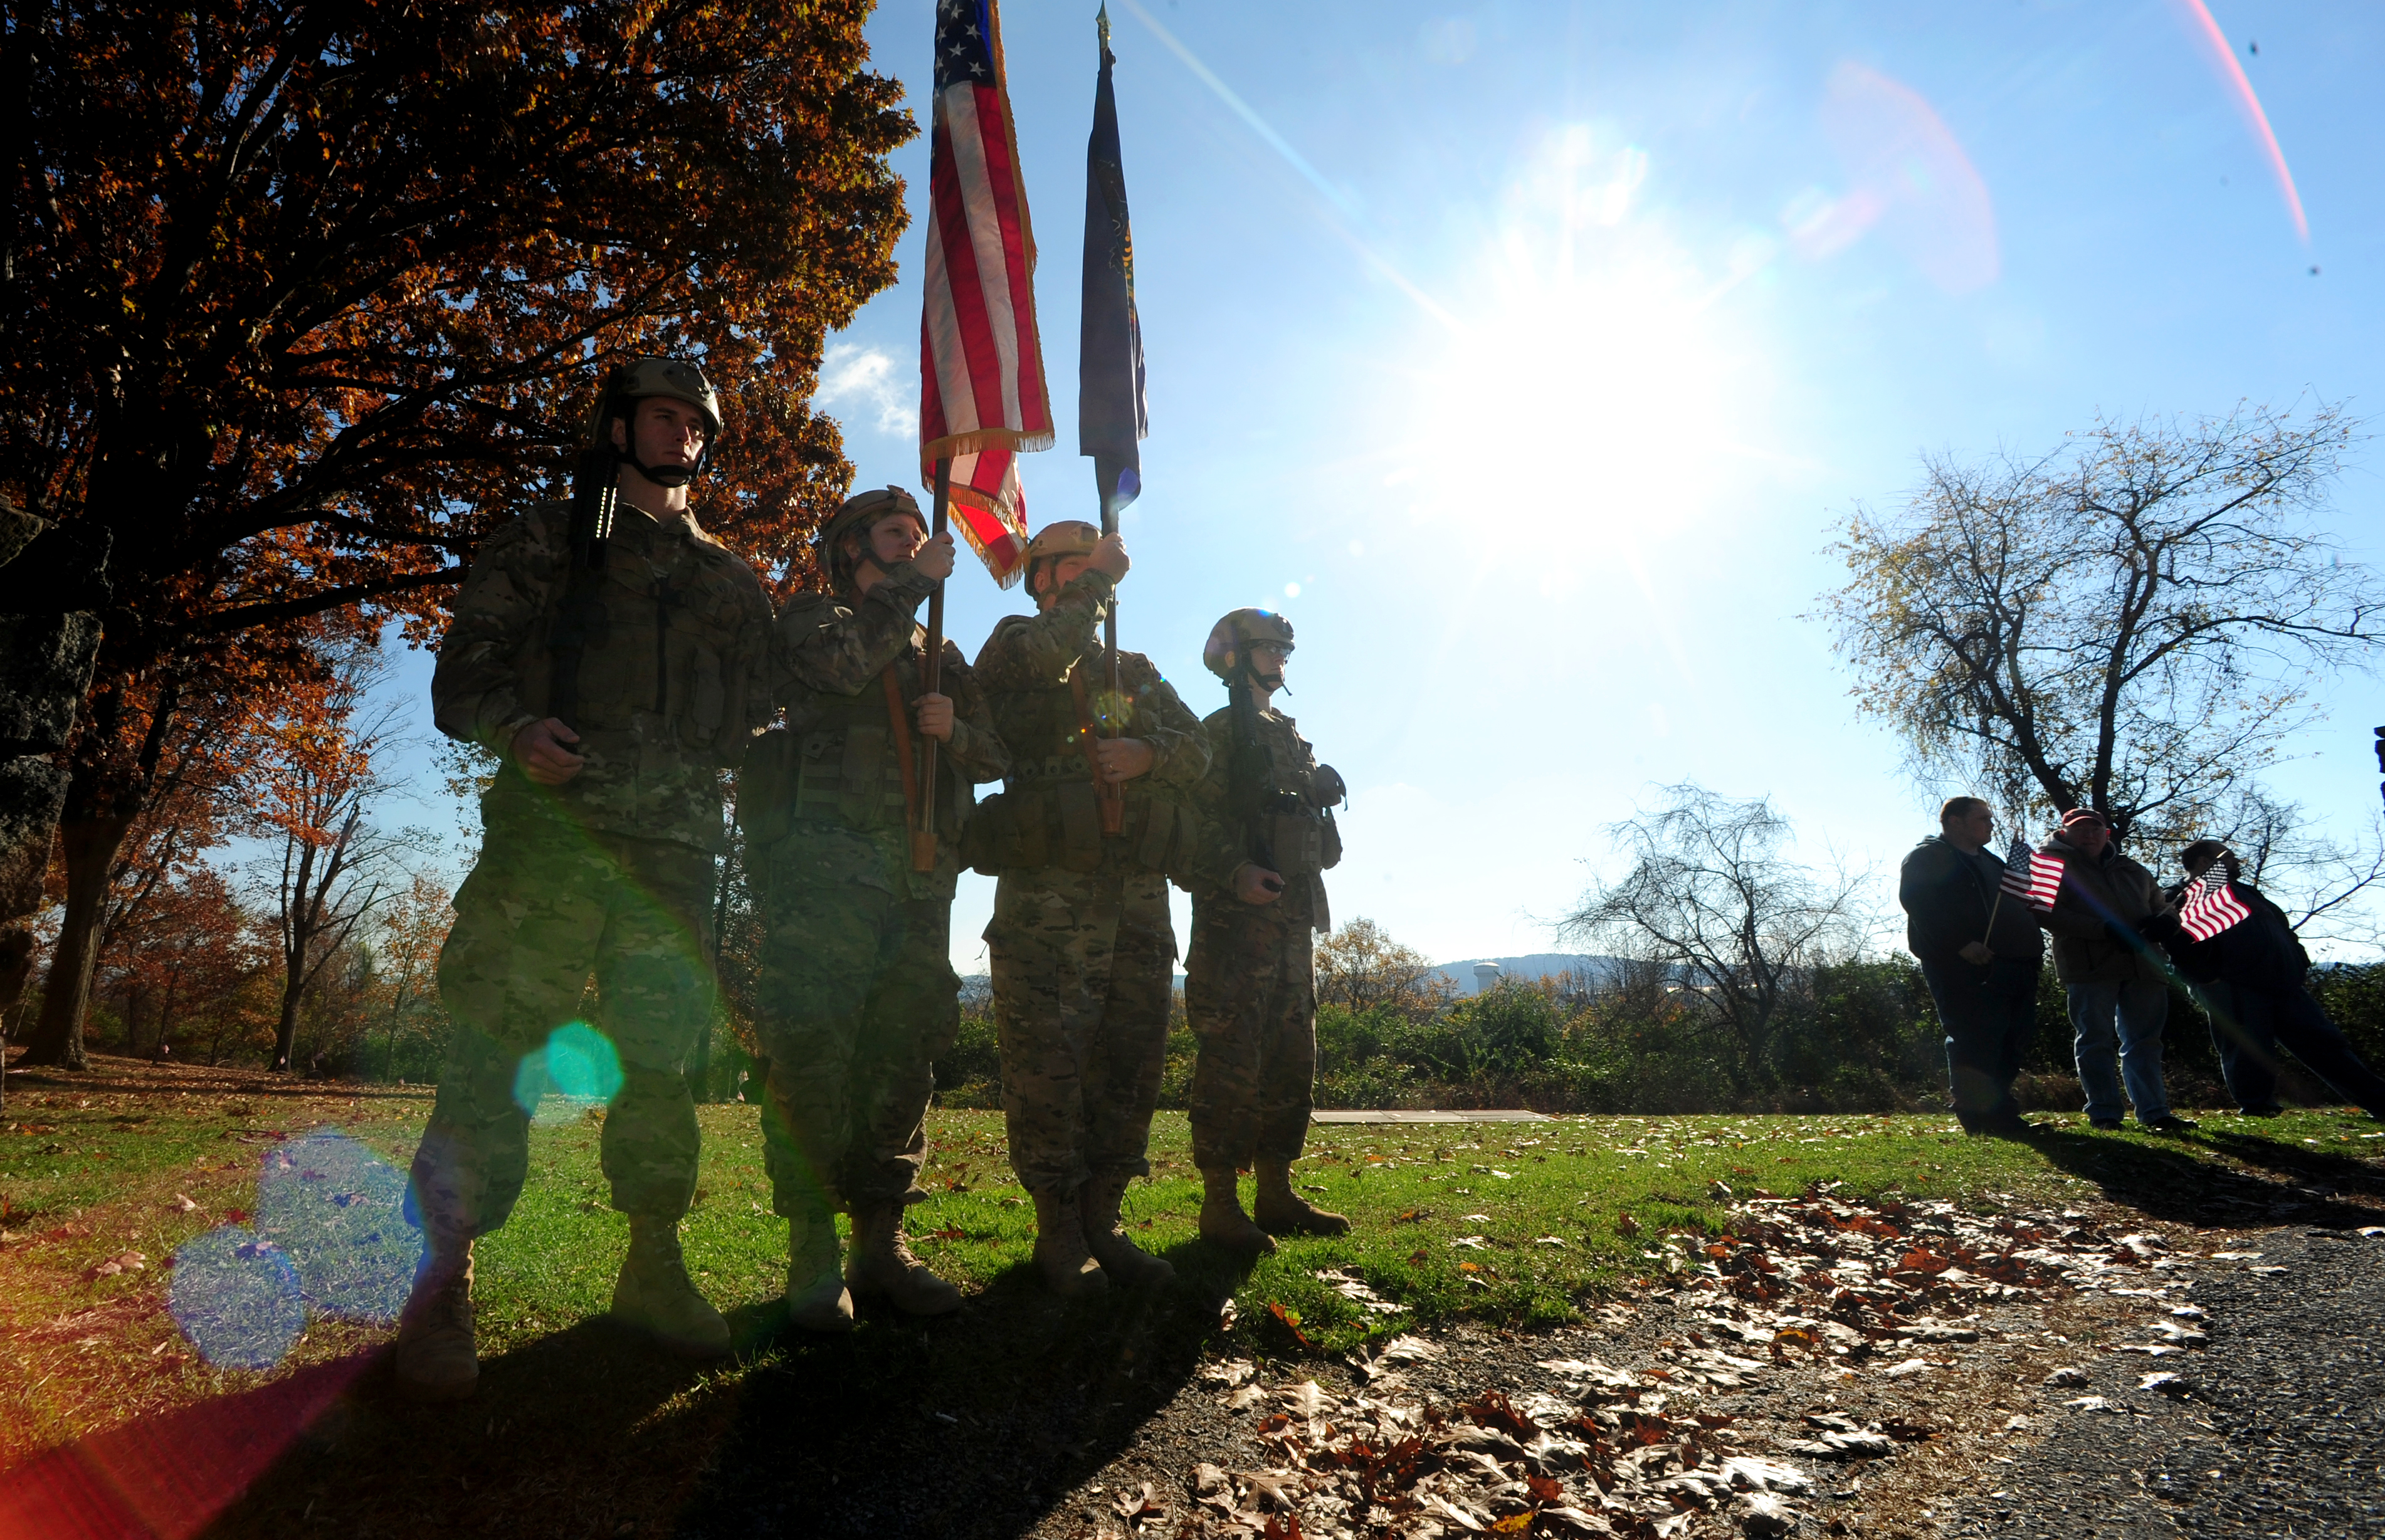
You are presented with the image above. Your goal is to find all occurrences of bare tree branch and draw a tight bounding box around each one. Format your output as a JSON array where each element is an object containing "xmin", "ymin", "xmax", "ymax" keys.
[
  {"xmin": 1557, "ymin": 784, "xmax": 1870, "ymax": 1090},
  {"xmin": 1819, "ymin": 404, "xmax": 2382, "ymax": 853}
]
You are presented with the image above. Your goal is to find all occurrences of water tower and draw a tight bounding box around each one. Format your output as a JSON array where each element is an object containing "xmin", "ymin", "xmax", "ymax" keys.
[{"xmin": 1473, "ymin": 962, "xmax": 1502, "ymax": 995}]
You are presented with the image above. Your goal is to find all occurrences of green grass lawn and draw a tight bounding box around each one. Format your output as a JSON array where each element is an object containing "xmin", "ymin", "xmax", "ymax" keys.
[
  {"xmin": 11, "ymin": 1077, "xmax": 2382, "ymax": 1368},
  {"xmin": 8, "ymin": 1067, "xmax": 2382, "ymax": 1537}
]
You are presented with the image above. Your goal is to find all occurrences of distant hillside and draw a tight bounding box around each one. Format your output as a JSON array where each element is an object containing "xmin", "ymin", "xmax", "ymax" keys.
[
  {"xmin": 1431, "ymin": 953, "xmax": 1628, "ymax": 995},
  {"xmin": 958, "ymin": 951, "xmax": 1634, "ymax": 1003}
]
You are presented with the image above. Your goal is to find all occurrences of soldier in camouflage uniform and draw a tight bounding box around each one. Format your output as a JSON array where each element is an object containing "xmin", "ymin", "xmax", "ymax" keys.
[
  {"xmin": 1182, "ymin": 609, "xmax": 1349, "ymax": 1252},
  {"xmin": 745, "ymin": 486, "xmax": 1008, "ymax": 1331},
  {"xmin": 971, "ymin": 522, "xmax": 1208, "ymax": 1296},
  {"xmin": 397, "ymin": 359, "xmax": 774, "ymax": 1401}
]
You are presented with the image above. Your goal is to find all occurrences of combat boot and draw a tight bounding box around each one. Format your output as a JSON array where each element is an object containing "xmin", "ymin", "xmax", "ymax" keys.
[
  {"xmin": 610, "ymin": 1215, "xmax": 732, "ymax": 1358},
  {"xmin": 1078, "ymin": 1170, "xmax": 1175, "ymax": 1287},
  {"xmin": 786, "ymin": 1205, "xmax": 854, "ymax": 1333},
  {"xmin": 846, "ymin": 1202, "xmax": 962, "ymax": 1316},
  {"xmin": 1255, "ymin": 1158, "xmax": 1350, "ymax": 1236},
  {"xmin": 394, "ymin": 1239, "xmax": 478, "ymax": 1402},
  {"xmin": 1198, "ymin": 1167, "xmax": 1276, "ymax": 1255},
  {"xmin": 1031, "ymin": 1189, "xmax": 1110, "ymax": 1299}
]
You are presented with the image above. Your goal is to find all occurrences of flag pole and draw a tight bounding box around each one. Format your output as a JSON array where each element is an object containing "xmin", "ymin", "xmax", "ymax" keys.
[
  {"xmin": 914, "ymin": 456, "xmax": 952, "ymax": 872},
  {"xmin": 1084, "ymin": 4, "xmax": 1133, "ymax": 837},
  {"xmin": 1097, "ymin": 477, "xmax": 1125, "ymax": 834}
]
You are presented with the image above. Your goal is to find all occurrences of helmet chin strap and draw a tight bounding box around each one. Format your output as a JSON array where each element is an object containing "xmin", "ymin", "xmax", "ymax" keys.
[{"xmin": 613, "ymin": 413, "xmax": 707, "ymax": 489}]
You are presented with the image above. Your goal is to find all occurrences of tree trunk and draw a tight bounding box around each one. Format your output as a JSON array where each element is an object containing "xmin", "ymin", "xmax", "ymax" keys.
[
  {"xmin": 16, "ymin": 805, "xmax": 135, "ymax": 1069},
  {"xmin": 272, "ymin": 827, "xmax": 332, "ymax": 1073},
  {"xmin": 272, "ymin": 977, "xmax": 303, "ymax": 1073},
  {"xmin": 382, "ymin": 982, "xmax": 408, "ymax": 1083}
]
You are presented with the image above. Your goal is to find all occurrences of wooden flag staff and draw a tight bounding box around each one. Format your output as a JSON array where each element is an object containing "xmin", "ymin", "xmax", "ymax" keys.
[{"xmin": 913, "ymin": 456, "xmax": 954, "ymax": 872}]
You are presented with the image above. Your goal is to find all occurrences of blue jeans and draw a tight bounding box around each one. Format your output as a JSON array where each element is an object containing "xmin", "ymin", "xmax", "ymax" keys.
[
  {"xmin": 1921, "ymin": 956, "xmax": 2040, "ymax": 1124},
  {"xmin": 2067, "ymin": 978, "xmax": 2171, "ymax": 1123},
  {"xmin": 2199, "ymin": 980, "xmax": 2385, "ymax": 1118}
]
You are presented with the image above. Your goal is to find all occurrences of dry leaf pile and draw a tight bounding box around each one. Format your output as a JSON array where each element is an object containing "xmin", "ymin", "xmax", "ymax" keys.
[{"xmin": 1137, "ymin": 1191, "xmax": 2187, "ymax": 1540}]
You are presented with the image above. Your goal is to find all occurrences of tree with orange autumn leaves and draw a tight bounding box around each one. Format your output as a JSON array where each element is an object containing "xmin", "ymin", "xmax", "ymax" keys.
[{"xmin": 3, "ymin": 0, "xmax": 914, "ymax": 1067}]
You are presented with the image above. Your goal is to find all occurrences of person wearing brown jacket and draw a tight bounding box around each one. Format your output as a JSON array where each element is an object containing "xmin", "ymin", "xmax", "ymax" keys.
[{"xmin": 2036, "ymin": 809, "xmax": 2194, "ymax": 1132}]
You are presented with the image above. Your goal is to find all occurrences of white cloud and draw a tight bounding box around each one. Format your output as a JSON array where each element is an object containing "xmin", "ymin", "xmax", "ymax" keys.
[{"xmin": 816, "ymin": 342, "xmax": 918, "ymax": 439}]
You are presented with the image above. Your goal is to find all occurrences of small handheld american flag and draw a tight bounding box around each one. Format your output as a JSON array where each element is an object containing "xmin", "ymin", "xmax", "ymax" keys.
[
  {"xmin": 2177, "ymin": 876, "xmax": 2252, "ymax": 943},
  {"xmin": 2001, "ymin": 836, "xmax": 2063, "ymax": 913}
]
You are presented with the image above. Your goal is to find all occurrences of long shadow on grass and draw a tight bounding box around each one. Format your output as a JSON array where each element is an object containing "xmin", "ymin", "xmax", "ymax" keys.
[
  {"xmin": 172, "ymin": 1318, "xmax": 741, "ymax": 1539},
  {"xmin": 2019, "ymin": 1126, "xmax": 2385, "ymax": 1230},
  {"xmin": 107, "ymin": 1241, "xmax": 1256, "ymax": 1539},
  {"xmin": 1, "ymin": 1353, "xmax": 375, "ymax": 1540},
  {"xmin": 670, "ymin": 1240, "xmax": 1258, "ymax": 1539}
]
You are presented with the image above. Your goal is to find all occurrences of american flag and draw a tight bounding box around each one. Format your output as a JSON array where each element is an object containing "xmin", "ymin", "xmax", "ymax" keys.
[
  {"xmin": 919, "ymin": 0, "xmax": 1051, "ymax": 586},
  {"xmin": 2001, "ymin": 836, "xmax": 2063, "ymax": 913},
  {"xmin": 2178, "ymin": 876, "xmax": 2253, "ymax": 943}
]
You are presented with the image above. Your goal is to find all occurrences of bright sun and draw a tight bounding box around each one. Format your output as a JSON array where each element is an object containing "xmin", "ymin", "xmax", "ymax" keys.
[{"xmin": 1385, "ymin": 127, "xmax": 1774, "ymax": 595}]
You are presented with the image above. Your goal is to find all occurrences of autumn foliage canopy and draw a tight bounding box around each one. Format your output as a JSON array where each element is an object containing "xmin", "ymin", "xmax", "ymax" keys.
[{"xmin": 1, "ymin": 0, "xmax": 915, "ymax": 1064}]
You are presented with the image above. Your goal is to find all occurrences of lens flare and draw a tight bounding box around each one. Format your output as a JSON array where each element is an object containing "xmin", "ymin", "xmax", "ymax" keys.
[
  {"xmin": 168, "ymin": 1128, "xmax": 427, "ymax": 1371},
  {"xmin": 1798, "ymin": 61, "xmax": 1999, "ymax": 295},
  {"xmin": 168, "ymin": 1227, "xmax": 307, "ymax": 1372},
  {"xmin": 2173, "ymin": 0, "xmax": 2307, "ymax": 241},
  {"xmin": 257, "ymin": 1129, "xmax": 424, "ymax": 1326},
  {"xmin": 512, "ymin": 1020, "xmax": 626, "ymax": 1118}
]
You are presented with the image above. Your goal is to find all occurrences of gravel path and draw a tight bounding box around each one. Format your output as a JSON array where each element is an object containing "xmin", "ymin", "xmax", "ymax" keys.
[{"xmin": 1940, "ymin": 1226, "xmax": 2385, "ymax": 1540}]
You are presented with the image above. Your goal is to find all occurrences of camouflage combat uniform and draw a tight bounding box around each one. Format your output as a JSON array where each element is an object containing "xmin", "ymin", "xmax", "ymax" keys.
[
  {"xmin": 969, "ymin": 568, "xmax": 1208, "ymax": 1197},
  {"xmin": 411, "ymin": 501, "xmax": 772, "ymax": 1242},
  {"xmin": 1182, "ymin": 705, "xmax": 1342, "ymax": 1170},
  {"xmin": 746, "ymin": 570, "xmax": 1008, "ymax": 1218}
]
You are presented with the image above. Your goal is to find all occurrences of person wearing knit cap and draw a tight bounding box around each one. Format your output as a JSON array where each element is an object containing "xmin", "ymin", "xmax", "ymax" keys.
[{"xmin": 2036, "ymin": 809, "xmax": 2196, "ymax": 1133}]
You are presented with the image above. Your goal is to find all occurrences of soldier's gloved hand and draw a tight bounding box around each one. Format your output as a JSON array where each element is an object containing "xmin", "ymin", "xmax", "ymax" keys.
[
  {"xmin": 1234, "ymin": 864, "xmax": 1285, "ymax": 905},
  {"xmin": 513, "ymin": 717, "xmax": 587, "ymax": 786},
  {"xmin": 912, "ymin": 532, "xmax": 956, "ymax": 583},
  {"xmin": 915, "ymin": 691, "xmax": 955, "ymax": 741},
  {"xmin": 1093, "ymin": 736, "xmax": 1155, "ymax": 783},
  {"xmin": 1092, "ymin": 532, "xmax": 1130, "ymax": 582}
]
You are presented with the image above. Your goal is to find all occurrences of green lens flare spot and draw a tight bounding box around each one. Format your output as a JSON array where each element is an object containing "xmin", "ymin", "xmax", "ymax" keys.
[
  {"xmin": 510, "ymin": 1022, "xmax": 625, "ymax": 1116},
  {"xmin": 545, "ymin": 1022, "xmax": 625, "ymax": 1103}
]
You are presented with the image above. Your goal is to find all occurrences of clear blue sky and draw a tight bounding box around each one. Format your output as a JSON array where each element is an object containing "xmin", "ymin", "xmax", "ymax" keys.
[{"xmin": 381, "ymin": 0, "xmax": 2385, "ymax": 972}]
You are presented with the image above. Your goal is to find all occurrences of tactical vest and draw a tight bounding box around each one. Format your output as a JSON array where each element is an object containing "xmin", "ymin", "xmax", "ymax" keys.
[
  {"xmin": 966, "ymin": 660, "xmax": 1199, "ymax": 877},
  {"xmin": 742, "ymin": 655, "xmax": 969, "ymax": 851},
  {"xmin": 1197, "ymin": 706, "xmax": 1342, "ymax": 928},
  {"xmin": 507, "ymin": 505, "xmax": 751, "ymax": 763}
]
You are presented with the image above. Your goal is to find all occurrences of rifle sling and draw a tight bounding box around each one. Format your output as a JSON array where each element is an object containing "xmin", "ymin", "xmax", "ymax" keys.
[{"xmin": 883, "ymin": 663, "xmax": 921, "ymax": 837}]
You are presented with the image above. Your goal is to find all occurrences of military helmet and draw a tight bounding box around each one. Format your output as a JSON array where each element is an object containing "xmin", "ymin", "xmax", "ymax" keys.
[
  {"xmin": 814, "ymin": 485, "xmax": 927, "ymax": 587},
  {"xmin": 1023, "ymin": 520, "xmax": 1104, "ymax": 594},
  {"xmin": 1024, "ymin": 521, "xmax": 1103, "ymax": 562},
  {"xmin": 1203, "ymin": 607, "xmax": 1296, "ymax": 679},
  {"xmin": 609, "ymin": 355, "xmax": 723, "ymax": 441},
  {"xmin": 590, "ymin": 355, "xmax": 724, "ymax": 489}
]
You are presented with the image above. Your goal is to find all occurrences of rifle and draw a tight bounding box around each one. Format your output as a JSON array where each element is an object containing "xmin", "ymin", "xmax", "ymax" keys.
[{"xmin": 548, "ymin": 444, "xmax": 619, "ymax": 731}]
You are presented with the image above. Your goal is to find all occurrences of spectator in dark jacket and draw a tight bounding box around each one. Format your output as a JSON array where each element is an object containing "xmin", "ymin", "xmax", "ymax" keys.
[
  {"xmin": 1899, "ymin": 797, "xmax": 2044, "ymax": 1136},
  {"xmin": 2167, "ymin": 841, "xmax": 2384, "ymax": 1120},
  {"xmin": 2038, "ymin": 809, "xmax": 2194, "ymax": 1132}
]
